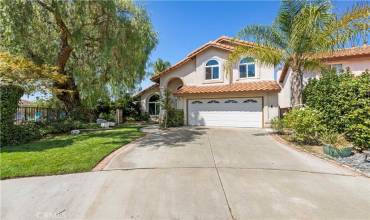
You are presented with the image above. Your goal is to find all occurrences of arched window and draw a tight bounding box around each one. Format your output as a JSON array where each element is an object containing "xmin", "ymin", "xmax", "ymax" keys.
[
  {"xmin": 239, "ymin": 57, "xmax": 256, "ymax": 78},
  {"xmin": 148, "ymin": 94, "xmax": 160, "ymax": 115},
  {"xmin": 205, "ymin": 59, "xmax": 220, "ymax": 80}
]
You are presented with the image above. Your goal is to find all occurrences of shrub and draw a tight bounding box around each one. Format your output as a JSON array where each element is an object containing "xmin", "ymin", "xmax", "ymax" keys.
[
  {"xmin": 0, "ymin": 84, "xmax": 24, "ymax": 146},
  {"xmin": 135, "ymin": 112, "xmax": 150, "ymax": 122},
  {"xmin": 12, "ymin": 121, "xmax": 42, "ymax": 145},
  {"xmin": 320, "ymin": 132, "xmax": 352, "ymax": 149},
  {"xmin": 167, "ymin": 110, "xmax": 184, "ymax": 127},
  {"xmin": 271, "ymin": 117, "xmax": 285, "ymax": 134},
  {"xmin": 304, "ymin": 70, "xmax": 370, "ymax": 150},
  {"xmin": 283, "ymin": 107, "xmax": 325, "ymax": 144}
]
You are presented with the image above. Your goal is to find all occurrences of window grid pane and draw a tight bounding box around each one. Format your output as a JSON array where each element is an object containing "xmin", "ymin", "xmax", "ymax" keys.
[
  {"xmin": 205, "ymin": 67, "xmax": 212, "ymax": 79},
  {"xmin": 212, "ymin": 67, "xmax": 219, "ymax": 79},
  {"xmin": 239, "ymin": 65, "xmax": 247, "ymax": 78},
  {"xmin": 248, "ymin": 64, "xmax": 255, "ymax": 77}
]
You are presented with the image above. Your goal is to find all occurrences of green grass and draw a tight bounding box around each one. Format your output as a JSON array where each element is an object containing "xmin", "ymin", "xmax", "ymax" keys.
[{"xmin": 0, "ymin": 125, "xmax": 144, "ymax": 179}]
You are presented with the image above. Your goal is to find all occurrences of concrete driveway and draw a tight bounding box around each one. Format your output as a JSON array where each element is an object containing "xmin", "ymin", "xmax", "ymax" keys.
[{"xmin": 2, "ymin": 127, "xmax": 370, "ymax": 220}]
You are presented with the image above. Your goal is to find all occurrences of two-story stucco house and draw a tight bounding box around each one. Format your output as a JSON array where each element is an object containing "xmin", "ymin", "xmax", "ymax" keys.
[
  {"xmin": 137, "ymin": 36, "xmax": 280, "ymax": 128},
  {"xmin": 137, "ymin": 36, "xmax": 370, "ymax": 128}
]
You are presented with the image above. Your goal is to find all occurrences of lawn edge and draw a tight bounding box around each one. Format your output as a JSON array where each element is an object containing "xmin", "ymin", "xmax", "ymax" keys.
[
  {"xmin": 0, "ymin": 126, "xmax": 144, "ymax": 180},
  {"xmin": 270, "ymin": 133, "xmax": 370, "ymax": 178},
  {"xmin": 92, "ymin": 133, "xmax": 149, "ymax": 171}
]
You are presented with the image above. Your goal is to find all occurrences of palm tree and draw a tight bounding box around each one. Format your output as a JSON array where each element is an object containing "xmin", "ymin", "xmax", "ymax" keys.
[
  {"xmin": 152, "ymin": 58, "xmax": 171, "ymax": 75},
  {"xmin": 228, "ymin": 0, "xmax": 369, "ymax": 107}
]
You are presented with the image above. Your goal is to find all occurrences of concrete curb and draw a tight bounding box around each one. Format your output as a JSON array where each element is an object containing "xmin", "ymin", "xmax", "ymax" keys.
[
  {"xmin": 92, "ymin": 133, "xmax": 150, "ymax": 171},
  {"xmin": 270, "ymin": 133, "xmax": 370, "ymax": 178}
]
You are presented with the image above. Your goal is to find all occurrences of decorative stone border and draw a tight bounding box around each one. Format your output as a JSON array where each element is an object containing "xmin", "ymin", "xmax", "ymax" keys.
[{"xmin": 270, "ymin": 133, "xmax": 370, "ymax": 178}]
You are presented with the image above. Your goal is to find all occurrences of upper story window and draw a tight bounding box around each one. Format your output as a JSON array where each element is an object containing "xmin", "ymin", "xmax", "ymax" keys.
[
  {"xmin": 330, "ymin": 64, "xmax": 343, "ymax": 74},
  {"xmin": 239, "ymin": 57, "xmax": 256, "ymax": 78},
  {"xmin": 205, "ymin": 59, "xmax": 220, "ymax": 80}
]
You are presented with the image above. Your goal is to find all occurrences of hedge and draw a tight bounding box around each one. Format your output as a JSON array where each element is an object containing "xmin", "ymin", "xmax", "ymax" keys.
[
  {"xmin": 303, "ymin": 69, "xmax": 370, "ymax": 150},
  {"xmin": 0, "ymin": 85, "xmax": 24, "ymax": 146}
]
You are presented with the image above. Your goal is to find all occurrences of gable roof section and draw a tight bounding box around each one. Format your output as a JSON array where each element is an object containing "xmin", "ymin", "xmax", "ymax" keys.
[
  {"xmin": 135, "ymin": 83, "xmax": 159, "ymax": 97},
  {"xmin": 174, "ymin": 81, "xmax": 280, "ymax": 96},
  {"xmin": 279, "ymin": 45, "xmax": 370, "ymax": 83},
  {"xmin": 151, "ymin": 36, "xmax": 257, "ymax": 82}
]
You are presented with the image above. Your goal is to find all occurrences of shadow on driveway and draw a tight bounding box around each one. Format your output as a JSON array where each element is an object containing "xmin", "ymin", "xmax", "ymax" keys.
[{"xmin": 136, "ymin": 127, "xmax": 209, "ymax": 148}]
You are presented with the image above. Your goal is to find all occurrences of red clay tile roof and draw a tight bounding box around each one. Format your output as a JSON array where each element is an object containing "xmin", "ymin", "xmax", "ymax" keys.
[
  {"xmin": 174, "ymin": 81, "xmax": 280, "ymax": 96},
  {"xmin": 150, "ymin": 35, "xmax": 370, "ymax": 84},
  {"xmin": 315, "ymin": 45, "xmax": 370, "ymax": 60},
  {"xmin": 151, "ymin": 36, "xmax": 257, "ymax": 82}
]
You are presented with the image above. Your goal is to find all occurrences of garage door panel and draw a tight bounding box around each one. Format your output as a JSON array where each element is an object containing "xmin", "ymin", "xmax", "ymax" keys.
[{"xmin": 188, "ymin": 98, "xmax": 262, "ymax": 128}]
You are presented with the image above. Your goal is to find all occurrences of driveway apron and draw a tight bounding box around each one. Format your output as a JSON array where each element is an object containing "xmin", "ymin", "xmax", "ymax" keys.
[{"xmin": 2, "ymin": 127, "xmax": 370, "ymax": 220}]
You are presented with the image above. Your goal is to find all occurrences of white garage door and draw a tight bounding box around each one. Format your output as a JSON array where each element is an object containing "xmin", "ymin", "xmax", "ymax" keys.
[{"xmin": 188, "ymin": 98, "xmax": 262, "ymax": 128}]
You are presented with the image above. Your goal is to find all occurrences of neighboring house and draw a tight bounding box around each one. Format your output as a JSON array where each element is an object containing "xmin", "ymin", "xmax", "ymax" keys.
[
  {"xmin": 137, "ymin": 36, "xmax": 370, "ymax": 128},
  {"xmin": 19, "ymin": 99, "xmax": 34, "ymax": 107},
  {"xmin": 138, "ymin": 36, "xmax": 280, "ymax": 128},
  {"xmin": 278, "ymin": 45, "xmax": 370, "ymax": 108}
]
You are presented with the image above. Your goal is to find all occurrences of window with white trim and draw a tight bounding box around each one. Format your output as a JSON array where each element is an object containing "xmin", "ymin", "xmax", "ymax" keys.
[
  {"xmin": 148, "ymin": 94, "xmax": 160, "ymax": 115},
  {"xmin": 330, "ymin": 64, "xmax": 343, "ymax": 73},
  {"xmin": 205, "ymin": 59, "xmax": 220, "ymax": 80},
  {"xmin": 239, "ymin": 57, "xmax": 256, "ymax": 78}
]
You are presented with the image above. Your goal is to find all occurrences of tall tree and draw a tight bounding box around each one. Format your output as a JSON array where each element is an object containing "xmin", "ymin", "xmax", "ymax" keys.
[
  {"xmin": 228, "ymin": 0, "xmax": 369, "ymax": 107},
  {"xmin": 152, "ymin": 58, "xmax": 171, "ymax": 75},
  {"xmin": 0, "ymin": 0, "xmax": 157, "ymax": 112}
]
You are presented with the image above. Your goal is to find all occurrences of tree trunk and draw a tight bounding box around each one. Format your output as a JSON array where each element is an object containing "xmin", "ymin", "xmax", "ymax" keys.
[
  {"xmin": 290, "ymin": 69, "xmax": 304, "ymax": 107},
  {"xmin": 37, "ymin": 0, "xmax": 82, "ymax": 113},
  {"xmin": 54, "ymin": 77, "xmax": 81, "ymax": 113}
]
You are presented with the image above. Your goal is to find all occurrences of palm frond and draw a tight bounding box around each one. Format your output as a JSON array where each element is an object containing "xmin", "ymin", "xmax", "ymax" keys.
[
  {"xmin": 277, "ymin": 0, "xmax": 307, "ymax": 37},
  {"xmin": 289, "ymin": 0, "xmax": 333, "ymax": 54},
  {"xmin": 327, "ymin": 3, "xmax": 370, "ymax": 48},
  {"xmin": 302, "ymin": 59, "xmax": 326, "ymax": 72},
  {"xmin": 225, "ymin": 44, "xmax": 283, "ymax": 76},
  {"xmin": 237, "ymin": 25, "xmax": 287, "ymax": 49}
]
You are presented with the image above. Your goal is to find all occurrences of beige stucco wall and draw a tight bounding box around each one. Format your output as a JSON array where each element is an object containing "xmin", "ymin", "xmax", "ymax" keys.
[
  {"xmin": 139, "ymin": 86, "xmax": 160, "ymax": 113},
  {"xmin": 278, "ymin": 56, "xmax": 370, "ymax": 108},
  {"xmin": 160, "ymin": 47, "xmax": 276, "ymax": 89},
  {"xmin": 326, "ymin": 57, "xmax": 370, "ymax": 75}
]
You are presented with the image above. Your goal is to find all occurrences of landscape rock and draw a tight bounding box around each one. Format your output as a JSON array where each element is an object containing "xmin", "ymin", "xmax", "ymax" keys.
[
  {"xmin": 336, "ymin": 153, "xmax": 370, "ymax": 175},
  {"xmin": 71, "ymin": 130, "xmax": 80, "ymax": 135},
  {"xmin": 96, "ymin": 119, "xmax": 107, "ymax": 124}
]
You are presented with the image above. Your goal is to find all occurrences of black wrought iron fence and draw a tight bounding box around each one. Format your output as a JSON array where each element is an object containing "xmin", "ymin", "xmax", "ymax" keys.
[{"xmin": 14, "ymin": 107, "xmax": 66, "ymax": 124}]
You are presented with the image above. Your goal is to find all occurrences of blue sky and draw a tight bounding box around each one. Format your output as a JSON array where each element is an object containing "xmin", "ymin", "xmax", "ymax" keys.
[
  {"xmin": 24, "ymin": 0, "xmax": 364, "ymax": 100},
  {"xmin": 137, "ymin": 0, "xmax": 363, "ymax": 90}
]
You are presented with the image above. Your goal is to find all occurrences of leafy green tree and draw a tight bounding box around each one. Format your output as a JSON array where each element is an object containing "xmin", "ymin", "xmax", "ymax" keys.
[
  {"xmin": 0, "ymin": 52, "xmax": 64, "ymax": 94},
  {"xmin": 0, "ymin": 0, "xmax": 157, "ymax": 112},
  {"xmin": 152, "ymin": 58, "xmax": 171, "ymax": 75},
  {"xmin": 228, "ymin": 0, "xmax": 369, "ymax": 107}
]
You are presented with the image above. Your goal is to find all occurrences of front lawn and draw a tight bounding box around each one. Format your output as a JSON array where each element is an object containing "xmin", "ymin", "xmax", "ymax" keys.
[{"xmin": 0, "ymin": 125, "xmax": 143, "ymax": 179}]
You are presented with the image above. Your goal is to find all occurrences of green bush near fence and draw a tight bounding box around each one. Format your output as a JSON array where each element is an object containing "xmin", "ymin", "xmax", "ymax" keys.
[{"xmin": 0, "ymin": 84, "xmax": 24, "ymax": 146}]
